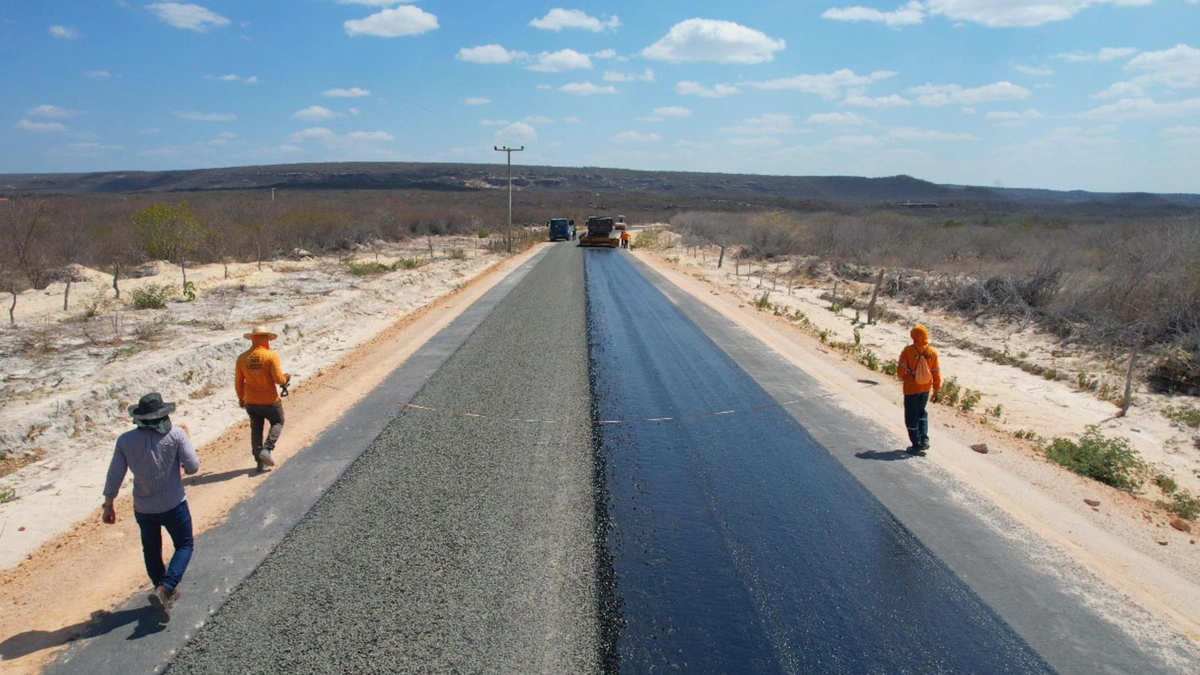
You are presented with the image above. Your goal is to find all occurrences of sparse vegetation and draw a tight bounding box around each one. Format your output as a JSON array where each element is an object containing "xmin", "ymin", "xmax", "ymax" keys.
[
  {"xmin": 0, "ymin": 488, "xmax": 16, "ymax": 504},
  {"xmin": 1046, "ymin": 426, "xmax": 1145, "ymax": 491},
  {"xmin": 1163, "ymin": 404, "xmax": 1200, "ymax": 429},
  {"xmin": 130, "ymin": 283, "xmax": 174, "ymax": 310}
]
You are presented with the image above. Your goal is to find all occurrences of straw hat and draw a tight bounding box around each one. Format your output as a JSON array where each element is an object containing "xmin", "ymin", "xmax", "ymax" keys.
[{"xmin": 244, "ymin": 325, "xmax": 278, "ymax": 340}]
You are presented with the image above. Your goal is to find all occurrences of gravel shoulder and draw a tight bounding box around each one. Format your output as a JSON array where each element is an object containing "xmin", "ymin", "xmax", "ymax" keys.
[{"xmin": 165, "ymin": 242, "xmax": 598, "ymax": 674}]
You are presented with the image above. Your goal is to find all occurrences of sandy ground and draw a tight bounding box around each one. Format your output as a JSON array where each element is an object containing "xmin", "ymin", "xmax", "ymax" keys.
[
  {"xmin": 0, "ymin": 239, "xmax": 543, "ymax": 673},
  {"xmin": 633, "ymin": 235, "xmax": 1200, "ymax": 647}
]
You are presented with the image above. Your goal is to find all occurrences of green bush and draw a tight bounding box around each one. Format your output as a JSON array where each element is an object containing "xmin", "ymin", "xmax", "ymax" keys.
[
  {"xmin": 477, "ymin": 229, "xmax": 490, "ymax": 238},
  {"xmin": 393, "ymin": 258, "xmax": 426, "ymax": 270},
  {"xmin": 1046, "ymin": 426, "xmax": 1145, "ymax": 490},
  {"xmin": 1166, "ymin": 492, "xmax": 1200, "ymax": 520},
  {"xmin": 754, "ymin": 292, "xmax": 772, "ymax": 311},
  {"xmin": 131, "ymin": 283, "xmax": 173, "ymax": 310},
  {"xmin": 345, "ymin": 259, "xmax": 391, "ymax": 276},
  {"xmin": 448, "ymin": 248, "xmax": 468, "ymax": 261},
  {"xmin": 1163, "ymin": 404, "xmax": 1200, "ymax": 429},
  {"xmin": 881, "ymin": 359, "xmax": 898, "ymax": 376}
]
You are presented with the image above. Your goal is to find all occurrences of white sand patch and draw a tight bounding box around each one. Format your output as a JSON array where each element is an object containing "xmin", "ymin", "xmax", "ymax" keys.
[{"xmin": 0, "ymin": 237, "xmax": 499, "ymax": 568}]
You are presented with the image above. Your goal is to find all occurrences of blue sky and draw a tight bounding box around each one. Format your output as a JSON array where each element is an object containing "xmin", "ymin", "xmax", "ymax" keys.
[{"xmin": 2, "ymin": 1, "xmax": 1198, "ymax": 192}]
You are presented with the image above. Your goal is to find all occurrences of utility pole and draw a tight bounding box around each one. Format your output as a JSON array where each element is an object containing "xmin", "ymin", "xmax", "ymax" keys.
[{"xmin": 494, "ymin": 145, "xmax": 524, "ymax": 253}]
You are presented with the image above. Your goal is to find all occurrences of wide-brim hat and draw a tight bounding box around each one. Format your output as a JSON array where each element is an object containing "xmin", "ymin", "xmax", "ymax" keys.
[
  {"xmin": 244, "ymin": 324, "xmax": 278, "ymax": 340},
  {"xmin": 128, "ymin": 392, "xmax": 176, "ymax": 420}
]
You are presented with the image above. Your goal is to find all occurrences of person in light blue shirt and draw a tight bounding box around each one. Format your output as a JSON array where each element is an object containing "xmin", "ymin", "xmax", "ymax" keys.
[{"xmin": 102, "ymin": 392, "xmax": 200, "ymax": 619}]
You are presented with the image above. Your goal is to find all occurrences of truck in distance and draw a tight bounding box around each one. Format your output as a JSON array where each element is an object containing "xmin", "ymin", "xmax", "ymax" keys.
[
  {"xmin": 548, "ymin": 217, "xmax": 575, "ymax": 242},
  {"xmin": 578, "ymin": 215, "xmax": 619, "ymax": 248}
]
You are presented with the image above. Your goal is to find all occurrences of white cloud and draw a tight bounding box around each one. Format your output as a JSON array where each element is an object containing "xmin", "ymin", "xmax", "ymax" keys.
[
  {"xmin": 963, "ymin": 107, "xmax": 977, "ymax": 114},
  {"xmin": 563, "ymin": 116, "xmax": 581, "ymax": 123},
  {"xmin": 346, "ymin": 130, "xmax": 394, "ymax": 142},
  {"xmin": 909, "ymin": 81, "xmax": 1031, "ymax": 106},
  {"xmin": 527, "ymin": 49, "xmax": 593, "ymax": 73},
  {"xmin": 1091, "ymin": 81, "xmax": 1145, "ymax": 99},
  {"xmin": 603, "ymin": 68, "xmax": 654, "ymax": 83},
  {"xmin": 1014, "ymin": 64, "xmax": 1054, "ymax": 76},
  {"xmin": 15, "ymin": 119, "xmax": 68, "ymax": 132},
  {"xmin": 146, "ymin": 3, "xmax": 230, "ymax": 32},
  {"xmin": 457, "ymin": 44, "xmax": 527, "ymax": 64},
  {"xmin": 215, "ymin": 73, "xmax": 258, "ymax": 84},
  {"xmin": 1076, "ymin": 96, "xmax": 1200, "ymax": 121},
  {"xmin": 559, "ymin": 81, "xmax": 618, "ymax": 95},
  {"xmin": 344, "ymin": 5, "xmax": 438, "ymax": 37},
  {"xmin": 748, "ymin": 69, "xmax": 896, "ymax": 99},
  {"xmin": 465, "ymin": 97, "xmax": 491, "ymax": 105},
  {"xmin": 217, "ymin": 131, "xmax": 237, "ymax": 138},
  {"xmin": 592, "ymin": 49, "xmax": 617, "ymax": 59},
  {"xmin": 48, "ymin": 25, "xmax": 81, "ymax": 39},
  {"xmin": 28, "ymin": 104, "xmax": 83, "ymax": 118},
  {"xmin": 479, "ymin": 119, "xmax": 510, "ymax": 127},
  {"xmin": 805, "ymin": 112, "xmax": 868, "ymax": 125},
  {"xmin": 821, "ymin": 2, "xmax": 925, "ymax": 27},
  {"xmin": 83, "ymin": 70, "xmax": 111, "ymax": 79},
  {"xmin": 277, "ymin": 144, "xmax": 303, "ymax": 154},
  {"xmin": 897, "ymin": 131, "xmax": 965, "ymax": 151},
  {"xmin": 1163, "ymin": 126, "xmax": 1200, "ymax": 137},
  {"xmin": 347, "ymin": 107, "xmax": 360, "ymax": 116},
  {"xmin": 1055, "ymin": 47, "xmax": 1137, "ymax": 62},
  {"xmin": 642, "ymin": 19, "xmax": 785, "ymax": 64},
  {"xmin": 721, "ymin": 114, "xmax": 801, "ymax": 135},
  {"xmin": 637, "ymin": 116, "xmax": 665, "ymax": 122},
  {"xmin": 323, "ymin": 87, "xmax": 371, "ymax": 97},
  {"xmin": 523, "ymin": 115, "xmax": 554, "ymax": 124},
  {"xmin": 654, "ymin": 106, "xmax": 693, "ymax": 118},
  {"xmin": 292, "ymin": 105, "xmax": 340, "ymax": 121},
  {"xmin": 826, "ymin": 134, "xmax": 881, "ymax": 146},
  {"xmin": 175, "ymin": 110, "xmax": 236, "ymax": 121},
  {"xmin": 727, "ymin": 136, "xmax": 782, "ymax": 148},
  {"xmin": 536, "ymin": 84, "xmax": 552, "ymax": 90},
  {"xmin": 924, "ymin": 1, "xmax": 1155, "ymax": 28},
  {"xmin": 611, "ymin": 131, "xmax": 662, "ymax": 143},
  {"xmin": 495, "ymin": 122, "xmax": 538, "ymax": 144},
  {"xmin": 841, "ymin": 92, "xmax": 912, "ymax": 107},
  {"xmin": 985, "ymin": 109, "xmax": 1045, "ymax": 127},
  {"xmin": 1126, "ymin": 44, "xmax": 1200, "ymax": 89},
  {"xmin": 288, "ymin": 127, "xmax": 336, "ymax": 143},
  {"xmin": 676, "ymin": 81, "xmax": 740, "ymax": 98},
  {"xmin": 529, "ymin": 8, "xmax": 620, "ymax": 32},
  {"xmin": 337, "ymin": 0, "xmax": 421, "ymax": 5}
]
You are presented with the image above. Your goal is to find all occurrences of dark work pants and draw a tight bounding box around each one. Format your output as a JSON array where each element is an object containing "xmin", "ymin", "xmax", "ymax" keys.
[
  {"xmin": 245, "ymin": 402, "xmax": 285, "ymax": 457},
  {"xmin": 904, "ymin": 392, "xmax": 930, "ymax": 448},
  {"xmin": 135, "ymin": 500, "xmax": 194, "ymax": 592}
]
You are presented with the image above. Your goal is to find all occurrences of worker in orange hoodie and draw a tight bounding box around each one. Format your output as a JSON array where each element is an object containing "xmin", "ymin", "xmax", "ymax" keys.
[
  {"xmin": 235, "ymin": 325, "xmax": 291, "ymax": 472},
  {"xmin": 620, "ymin": 230, "xmax": 631, "ymax": 249},
  {"xmin": 898, "ymin": 325, "xmax": 941, "ymax": 455}
]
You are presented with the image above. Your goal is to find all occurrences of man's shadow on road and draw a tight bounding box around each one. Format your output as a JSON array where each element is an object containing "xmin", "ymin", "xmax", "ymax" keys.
[
  {"xmin": 855, "ymin": 449, "xmax": 916, "ymax": 462},
  {"xmin": 0, "ymin": 607, "xmax": 165, "ymax": 661},
  {"xmin": 185, "ymin": 468, "xmax": 260, "ymax": 487}
]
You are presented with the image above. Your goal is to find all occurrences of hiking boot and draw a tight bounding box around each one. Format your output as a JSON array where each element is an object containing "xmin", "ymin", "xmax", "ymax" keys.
[
  {"xmin": 905, "ymin": 446, "xmax": 925, "ymax": 456},
  {"xmin": 258, "ymin": 449, "xmax": 276, "ymax": 467},
  {"xmin": 255, "ymin": 458, "xmax": 267, "ymax": 473},
  {"xmin": 919, "ymin": 442, "xmax": 931, "ymax": 452},
  {"xmin": 149, "ymin": 585, "xmax": 172, "ymax": 618}
]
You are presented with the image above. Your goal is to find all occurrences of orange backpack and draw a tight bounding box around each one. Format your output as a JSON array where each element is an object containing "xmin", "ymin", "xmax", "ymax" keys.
[{"xmin": 914, "ymin": 349, "xmax": 932, "ymax": 386}]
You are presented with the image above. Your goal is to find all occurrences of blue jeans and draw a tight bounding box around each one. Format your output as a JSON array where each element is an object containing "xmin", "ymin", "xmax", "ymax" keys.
[
  {"xmin": 134, "ymin": 500, "xmax": 194, "ymax": 592},
  {"xmin": 904, "ymin": 392, "xmax": 930, "ymax": 448}
]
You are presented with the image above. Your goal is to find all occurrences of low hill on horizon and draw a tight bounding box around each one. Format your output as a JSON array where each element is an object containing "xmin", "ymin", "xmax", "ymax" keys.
[{"xmin": 2, "ymin": 162, "xmax": 1198, "ymax": 211}]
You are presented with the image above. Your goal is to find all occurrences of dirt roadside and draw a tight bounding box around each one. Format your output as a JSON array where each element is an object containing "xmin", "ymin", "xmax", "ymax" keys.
[
  {"xmin": 634, "ymin": 247, "xmax": 1200, "ymax": 648},
  {"xmin": 0, "ymin": 245, "xmax": 544, "ymax": 674}
]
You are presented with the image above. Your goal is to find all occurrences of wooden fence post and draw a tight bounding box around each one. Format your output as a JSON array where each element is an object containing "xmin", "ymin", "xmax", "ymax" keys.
[{"xmin": 866, "ymin": 269, "xmax": 885, "ymax": 324}]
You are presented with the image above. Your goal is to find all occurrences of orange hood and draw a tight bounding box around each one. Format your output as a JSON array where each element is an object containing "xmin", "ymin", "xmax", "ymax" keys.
[{"xmin": 911, "ymin": 325, "xmax": 929, "ymax": 347}]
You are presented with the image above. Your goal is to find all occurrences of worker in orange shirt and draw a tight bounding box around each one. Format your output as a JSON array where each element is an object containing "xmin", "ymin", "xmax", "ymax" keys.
[
  {"xmin": 897, "ymin": 324, "xmax": 941, "ymax": 455},
  {"xmin": 620, "ymin": 229, "xmax": 631, "ymax": 249},
  {"xmin": 235, "ymin": 325, "xmax": 291, "ymax": 472}
]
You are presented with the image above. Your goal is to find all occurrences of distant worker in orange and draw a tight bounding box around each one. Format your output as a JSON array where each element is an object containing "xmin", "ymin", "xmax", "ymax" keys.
[
  {"xmin": 897, "ymin": 324, "xmax": 941, "ymax": 455},
  {"xmin": 235, "ymin": 325, "xmax": 291, "ymax": 472},
  {"xmin": 620, "ymin": 229, "xmax": 631, "ymax": 249}
]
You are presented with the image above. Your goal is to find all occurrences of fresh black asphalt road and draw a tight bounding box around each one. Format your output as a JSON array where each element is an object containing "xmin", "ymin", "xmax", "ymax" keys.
[{"xmin": 43, "ymin": 243, "xmax": 1200, "ymax": 673}]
